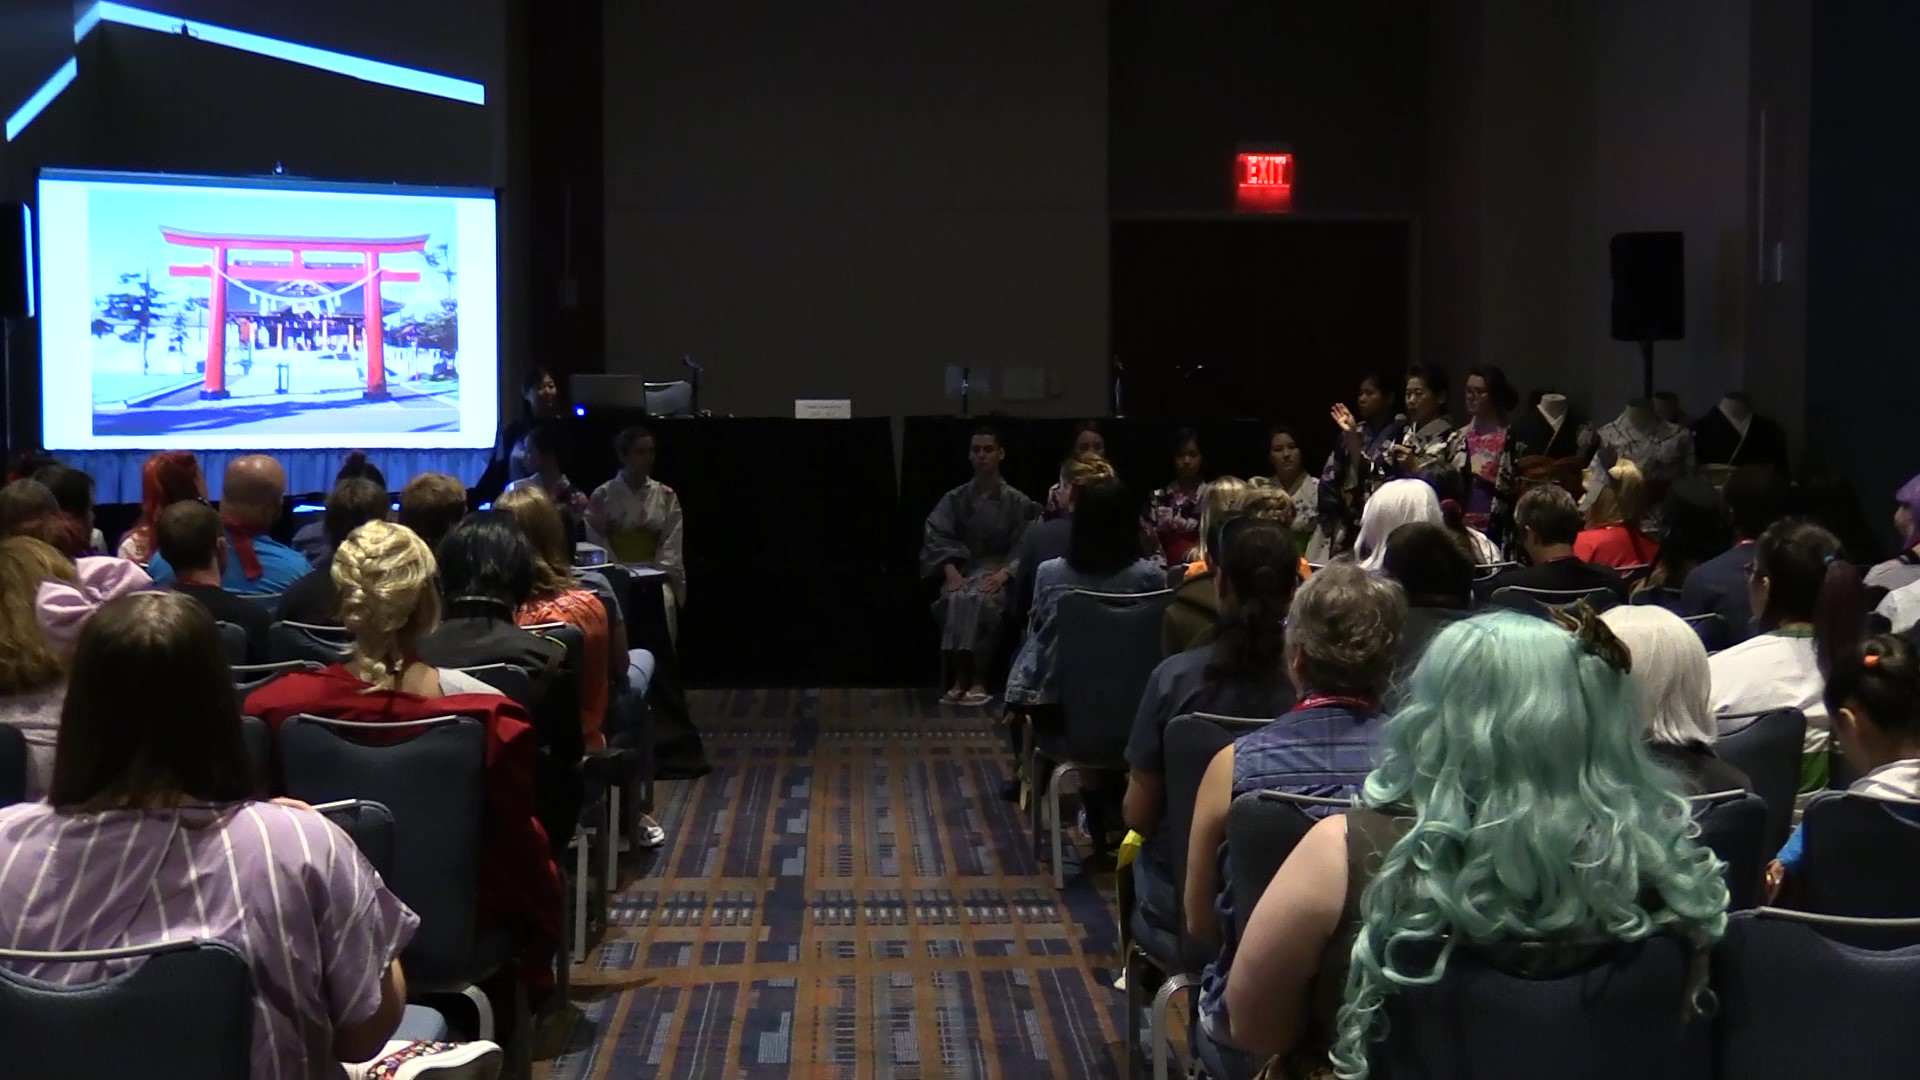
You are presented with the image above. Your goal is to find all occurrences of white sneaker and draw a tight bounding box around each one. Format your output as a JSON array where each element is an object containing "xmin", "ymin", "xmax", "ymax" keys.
[
  {"xmin": 345, "ymin": 1040, "xmax": 503, "ymax": 1080},
  {"xmin": 637, "ymin": 814, "xmax": 667, "ymax": 848}
]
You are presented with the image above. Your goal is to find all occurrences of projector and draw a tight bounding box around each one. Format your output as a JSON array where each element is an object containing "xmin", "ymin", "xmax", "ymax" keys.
[{"xmin": 573, "ymin": 541, "xmax": 608, "ymax": 568}]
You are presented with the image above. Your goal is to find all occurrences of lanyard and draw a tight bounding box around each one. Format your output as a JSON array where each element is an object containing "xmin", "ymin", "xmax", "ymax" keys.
[{"xmin": 1293, "ymin": 693, "xmax": 1376, "ymax": 714}]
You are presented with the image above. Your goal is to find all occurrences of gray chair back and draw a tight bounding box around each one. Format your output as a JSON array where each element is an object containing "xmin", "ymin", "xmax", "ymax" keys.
[
  {"xmin": 1054, "ymin": 589, "xmax": 1174, "ymax": 763},
  {"xmin": 1488, "ymin": 585, "xmax": 1621, "ymax": 616},
  {"xmin": 1226, "ymin": 790, "xmax": 1343, "ymax": 942},
  {"xmin": 1683, "ymin": 613, "xmax": 1730, "ymax": 651},
  {"xmin": 1713, "ymin": 709, "xmax": 1805, "ymax": 853},
  {"xmin": 213, "ymin": 621, "xmax": 247, "ymax": 665},
  {"xmin": 457, "ymin": 663, "xmax": 535, "ymax": 707},
  {"xmin": 314, "ymin": 798, "xmax": 398, "ymax": 882},
  {"xmin": 0, "ymin": 725, "xmax": 26, "ymax": 807},
  {"xmin": 0, "ymin": 939, "xmax": 252, "ymax": 1080},
  {"xmin": 1716, "ymin": 908, "xmax": 1920, "ymax": 1077},
  {"xmin": 1799, "ymin": 792, "xmax": 1920, "ymax": 919},
  {"xmin": 277, "ymin": 714, "xmax": 487, "ymax": 987},
  {"xmin": 241, "ymin": 591, "xmax": 284, "ymax": 610},
  {"xmin": 1631, "ymin": 586, "xmax": 1685, "ymax": 611},
  {"xmin": 240, "ymin": 715, "xmax": 272, "ymax": 795},
  {"xmin": 1472, "ymin": 561, "xmax": 1518, "ymax": 582},
  {"xmin": 267, "ymin": 621, "xmax": 351, "ymax": 665},
  {"xmin": 1690, "ymin": 789, "xmax": 1768, "ymax": 910},
  {"xmin": 1373, "ymin": 934, "xmax": 1711, "ymax": 1080},
  {"xmin": 231, "ymin": 659, "xmax": 322, "ymax": 707},
  {"xmin": 1163, "ymin": 713, "xmax": 1266, "ymax": 972}
]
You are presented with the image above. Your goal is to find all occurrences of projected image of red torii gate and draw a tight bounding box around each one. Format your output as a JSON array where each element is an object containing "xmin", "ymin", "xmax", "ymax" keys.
[{"xmin": 162, "ymin": 227, "xmax": 424, "ymax": 400}]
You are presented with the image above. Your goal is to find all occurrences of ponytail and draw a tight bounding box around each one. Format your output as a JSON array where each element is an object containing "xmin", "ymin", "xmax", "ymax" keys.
[
  {"xmin": 1825, "ymin": 633, "xmax": 1920, "ymax": 741},
  {"xmin": 1207, "ymin": 522, "xmax": 1300, "ymax": 689},
  {"xmin": 1813, "ymin": 557, "xmax": 1867, "ymax": 679}
]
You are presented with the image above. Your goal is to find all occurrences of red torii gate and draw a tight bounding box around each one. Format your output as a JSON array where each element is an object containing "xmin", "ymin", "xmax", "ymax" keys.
[{"xmin": 162, "ymin": 227, "xmax": 426, "ymax": 400}]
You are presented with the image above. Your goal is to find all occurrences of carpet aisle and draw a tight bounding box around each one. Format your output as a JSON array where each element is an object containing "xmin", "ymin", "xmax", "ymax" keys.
[{"xmin": 540, "ymin": 688, "xmax": 1128, "ymax": 1079}]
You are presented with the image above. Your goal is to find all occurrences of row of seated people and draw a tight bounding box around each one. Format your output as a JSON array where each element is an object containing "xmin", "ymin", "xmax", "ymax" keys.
[
  {"xmin": 0, "ymin": 586, "xmax": 514, "ymax": 1079},
  {"xmin": 989, "ymin": 452, "xmax": 1904, "ymax": 1076}
]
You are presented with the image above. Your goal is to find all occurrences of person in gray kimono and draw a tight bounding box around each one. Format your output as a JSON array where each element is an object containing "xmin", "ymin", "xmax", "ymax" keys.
[{"xmin": 922, "ymin": 425, "xmax": 1040, "ymax": 705}]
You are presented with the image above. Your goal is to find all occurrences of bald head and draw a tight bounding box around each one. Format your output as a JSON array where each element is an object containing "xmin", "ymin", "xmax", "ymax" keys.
[{"xmin": 222, "ymin": 455, "xmax": 286, "ymax": 527}]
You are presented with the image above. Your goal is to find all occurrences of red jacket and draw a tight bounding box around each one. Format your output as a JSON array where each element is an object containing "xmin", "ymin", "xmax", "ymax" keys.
[{"xmin": 244, "ymin": 665, "xmax": 561, "ymax": 990}]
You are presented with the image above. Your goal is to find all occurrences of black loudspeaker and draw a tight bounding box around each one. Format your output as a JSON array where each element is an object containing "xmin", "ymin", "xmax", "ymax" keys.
[
  {"xmin": 0, "ymin": 203, "xmax": 29, "ymax": 319},
  {"xmin": 1609, "ymin": 231, "xmax": 1683, "ymax": 342}
]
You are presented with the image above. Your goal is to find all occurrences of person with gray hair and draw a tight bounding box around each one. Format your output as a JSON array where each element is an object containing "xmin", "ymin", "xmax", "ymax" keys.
[
  {"xmin": 1181, "ymin": 562, "xmax": 1407, "ymax": 1072},
  {"xmin": 1599, "ymin": 605, "xmax": 1752, "ymax": 794}
]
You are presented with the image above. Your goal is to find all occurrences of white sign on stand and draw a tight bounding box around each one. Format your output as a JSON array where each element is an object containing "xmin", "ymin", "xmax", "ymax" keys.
[{"xmin": 794, "ymin": 399, "xmax": 853, "ymax": 419}]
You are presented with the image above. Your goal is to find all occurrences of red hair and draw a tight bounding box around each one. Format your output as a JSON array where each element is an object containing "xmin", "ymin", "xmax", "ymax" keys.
[{"xmin": 126, "ymin": 452, "xmax": 205, "ymax": 556}]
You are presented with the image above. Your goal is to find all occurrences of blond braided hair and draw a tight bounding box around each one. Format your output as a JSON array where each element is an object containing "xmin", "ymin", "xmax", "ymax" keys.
[{"xmin": 331, "ymin": 519, "xmax": 441, "ymax": 690}]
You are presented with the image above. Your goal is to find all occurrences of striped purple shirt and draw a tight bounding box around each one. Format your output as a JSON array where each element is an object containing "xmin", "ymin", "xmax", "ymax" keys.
[{"xmin": 0, "ymin": 801, "xmax": 418, "ymax": 1080}]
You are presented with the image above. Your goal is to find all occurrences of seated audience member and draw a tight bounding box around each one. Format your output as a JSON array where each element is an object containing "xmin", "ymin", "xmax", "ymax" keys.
[
  {"xmin": 397, "ymin": 471, "xmax": 471, "ymax": 554},
  {"xmin": 280, "ymin": 477, "xmax": 391, "ymax": 625},
  {"xmin": 1125, "ymin": 519, "xmax": 1301, "ymax": 933},
  {"xmin": 1767, "ymin": 632, "xmax": 1920, "ymax": 904},
  {"xmin": 290, "ymin": 451, "xmax": 386, "ymax": 568},
  {"xmin": 1602, "ymin": 604, "xmax": 1753, "ymax": 794},
  {"xmin": 1223, "ymin": 609, "xmax": 1728, "ymax": 1076},
  {"xmin": 1635, "ymin": 478, "xmax": 1730, "ymax": 603},
  {"xmin": 1185, "ymin": 564, "xmax": 1406, "ymax": 1066},
  {"xmin": 1576, "ymin": 456, "xmax": 1659, "ymax": 570},
  {"xmin": 0, "ymin": 478, "xmax": 59, "ymax": 535},
  {"xmin": 1710, "ymin": 520, "xmax": 1863, "ymax": 791},
  {"xmin": 1416, "ymin": 465, "xmax": 1499, "ymax": 565},
  {"xmin": 1683, "ymin": 464, "xmax": 1790, "ymax": 643},
  {"xmin": 499, "ymin": 487, "xmax": 615, "ymax": 748},
  {"xmin": 1011, "ymin": 452, "xmax": 1114, "ymax": 626},
  {"xmin": 1867, "ymin": 472, "xmax": 1920, "ymax": 593},
  {"xmin": 1043, "ymin": 421, "xmax": 1107, "ymax": 519},
  {"xmin": 505, "ymin": 422, "xmax": 591, "ymax": 517},
  {"xmin": 0, "ymin": 590, "xmax": 502, "ymax": 1079},
  {"xmin": 1476, "ymin": 484, "xmax": 1629, "ymax": 605},
  {"xmin": 1006, "ymin": 477, "xmax": 1165, "ymax": 710},
  {"xmin": 920, "ymin": 425, "xmax": 1038, "ymax": 706},
  {"xmin": 1163, "ymin": 489, "xmax": 1298, "ymax": 656},
  {"xmin": 1348, "ymin": 478, "xmax": 1443, "ymax": 573},
  {"xmin": 586, "ymin": 424, "xmax": 687, "ymax": 609},
  {"xmin": 1172, "ymin": 477, "xmax": 1251, "ymax": 585},
  {"xmin": 1381, "ymin": 521, "xmax": 1475, "ymax": 692},
  {"xmin": 0, "ymin": 538, "xmax": 149, "ymax": 798},
  {"xmin": 30, "ymin": 463, "xmax": 103, "ymax": 553},
  {"xmin": 157, "ymin": 500, "xmax": 271, "ymax": 663},
  {"xmin": 245, "ymin": 520, "xmax": 563, "ymax": 995},
  {"xmin": 419, "ymin": 512, "xmax": 567, "ymax": 676},
  {"xmin": 115, "ymin": 450, "xmax": 207, "ymax": 565},
  {"xmin": 149, "ymin": 455, "xmax": 307, "ymax": 595}
]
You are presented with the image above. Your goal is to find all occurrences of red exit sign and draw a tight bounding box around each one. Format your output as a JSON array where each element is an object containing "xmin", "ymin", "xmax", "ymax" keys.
[{"xmin": 1235, "ymin": 150, "xmax": 1294, "ymax": 212}]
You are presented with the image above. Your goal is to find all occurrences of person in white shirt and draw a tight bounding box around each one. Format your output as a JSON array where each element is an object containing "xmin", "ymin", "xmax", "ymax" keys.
[
  {"xmin": 585, "ymin": 424, "xmax": 686, "ymax": 634},
  {"xmin": 1709, "ymin": 519, "xmax": 1867, "ymax": 792}
]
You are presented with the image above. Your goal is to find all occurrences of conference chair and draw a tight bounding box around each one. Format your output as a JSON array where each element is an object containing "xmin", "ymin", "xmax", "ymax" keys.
[
  {"xmin": 1488, "ymin": 584, "xmax": 1622, "ymax": 616},
  {"xmin": 1032, "ymin": 588, "xmax": 1173, "ymax": 890},
  {"xmin": 0, "ymin": 939, "xmax": 252, "ymax": 1080},
  {"xmin": 1797, "ymin": 791, "xmax": 1920, "ymax": 918},
  {"xmin": 1683, "ymin": 612, "xmax": 1730, "ymax": 651},
  {"xmin": 267, "ymin": 620, "xmax": 352, "ymax": 665},
  {"xmin": 1631, "ymin": 585, "xmax": 1685, "ymax": 611},
  {"xmin": 0, "ymin": 725, "xmax": 26, "ymax": 808},
  {"xmin": 240, "ymin": 715, "xmax": 272, "ymax": 795},
  {"xmin": 1370, "ymin": 934, "xmax": 1714, "ymax": 1080},
  {"xmin": 231, "ymin": 658, "xmax": 322, "ymax": 706},
  {"xmin": 457, "ymin": 663, "xmax": 535, "ymax": 706},
  {"xmin": 213, "ymin": 621, "xmax": 247, "ymax": 665},
  {"xmin": 275, "ymin": 714, "xmax": 511, "ymax": 1040},
  {"xmin": 1690, "ymin": 789, "xmax": 1769, "ymax": 910},
  {"xmin": 312, "ymin": 798, "xmax": 397, "ymax": 881},
  {"xmin": 1715, "ymin": 908, "xmax": 1920, "ymax": 1078},
  {"xmin": 1127, "ymin": 713, "xmax": 1264, "ymax": 1080},
  {"xmin": 1226, "ymin": 790, "xmax": 1349, "ymax": 943},
  {"xmin": 1472, "ymin": 560, "xmax": 1519, "ymax": 582},
  {"xmin": 1713, "ymin": 709, "xmax": 1806, "ymax": 853},
  {"xmin": 242, "ymin": 591, "xmax": 284, "ymax": 611}
]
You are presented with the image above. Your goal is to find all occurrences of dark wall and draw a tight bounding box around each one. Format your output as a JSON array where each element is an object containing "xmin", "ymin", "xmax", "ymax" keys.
[
  {"xmin": 1109, "ymin": 0, "xmax": 1428, "ymax": 214},
  {"xmin": 1806, "ymin": 0, "xmax": 1919, "ymax": 550},
  {"xmin": 602, "ymin": 1, "xmax": 1109, "ymax": 418}
]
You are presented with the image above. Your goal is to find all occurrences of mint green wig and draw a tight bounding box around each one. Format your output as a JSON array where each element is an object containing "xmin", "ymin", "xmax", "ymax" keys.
[{"xmin": 1330, "ymin": 610, "xmax": 1729, "ymax": 1079}]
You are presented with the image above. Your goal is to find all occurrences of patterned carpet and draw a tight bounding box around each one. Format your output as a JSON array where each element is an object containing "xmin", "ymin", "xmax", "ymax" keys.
[{"xmin": 539, "ymin": 689, "xmax": 1128, "ymax": 1079}]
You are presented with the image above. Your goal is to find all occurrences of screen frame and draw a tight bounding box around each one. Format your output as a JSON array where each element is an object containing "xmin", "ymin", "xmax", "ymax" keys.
[{"xmin": 35, "ymin": 167, "xmax": 501, "ymax": 452}]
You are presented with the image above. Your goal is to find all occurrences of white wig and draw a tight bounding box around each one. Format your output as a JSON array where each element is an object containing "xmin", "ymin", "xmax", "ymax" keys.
[
  {"xmin": 1353, "ymin": 479, "xmax": 1444, "ymax": 572},
  {"xmin": 1599, "ymin": 604, "xmax": 1717, "ymax": 748}
]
